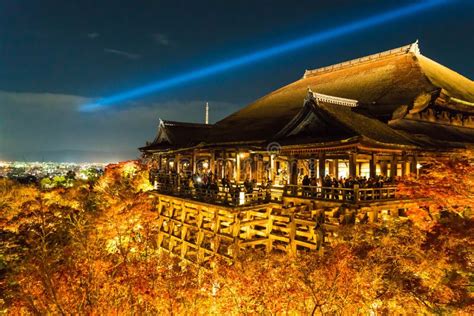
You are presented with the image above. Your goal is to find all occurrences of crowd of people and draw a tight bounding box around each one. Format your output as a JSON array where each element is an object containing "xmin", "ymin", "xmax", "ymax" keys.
[
  {"xmin": 151, "ymin": 170, "xmax": 273, "ymax": 204},
  {"xmin": 302, "ymin": 174, "xmax": 395, "ymax": 189},
  {"xmin": 151, "ymin": 169, "xmax": 397, "ymax": 203},
  {"xmin": 299, "ymin": 174, "xmax": 397, "ymax": 200}
]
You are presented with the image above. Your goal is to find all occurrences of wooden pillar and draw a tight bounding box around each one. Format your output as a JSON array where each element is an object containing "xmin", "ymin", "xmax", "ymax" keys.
[
  {"xmin": 231, "ymin": 214, "xmax": 241, "ymax": 259},
  {"xmin": 401, "ymin": 152, "xmax": 407, "ymax": 177},
  {"xmin": 176, "ymin": 154, "xmax": 181, "ymax": 174},
  {"xmin": 381, "ymin": 160, "xmax": 388, "ymax": 176},
  {"xmin": 222, "ymin": 150, "xmax": 227, "ymax": 178},
  {"xmin": 369, "ymin": 152, "xmax": 376, "ymax": 179},
  {"xmin": 288, "ymin": 212, "xmax": 297, "ymax": 256},
  {"xmin": 230, "ymin": 159, "xmax": 235, "ymax": 180},
  {"xmin": 334, "ymin": 159, "xmax": 339, "ymax": 178},
  {"xmin": 289, "ymin": 157, "xmax": 298, "ymax": 185},
  {"xmin": 390, "ymin": 155, "xmax": 397, "ymax": 178},
  {"xmin": 192, "ymin": 150, "xmax": 197, "ymax": 174},
  {"xmin": 251, "ymin": 155, "xmax": 257, "ymax": 181},
  {"xmin": 257, "ymin": 156, "xmax": 263, "ymax": 183},
  {"xmin": 270, "ymin": 154, "xmax": 276, "ymax": 182},
  {"xmin": 265, "ymin": 206, "xmax": 273, "ymax": 252},
  {"xmin": 309, "ymin": 158, "xmax": 316, "ymax": 178},
  {"xmin": 318, "ymin": 152, "xmax": 326, "ymax": 184},
  {"xmin": 349, "ymin": 152, "xmax": 357, "ymax": 178},
  {"xmin": 248, "ymin": 156, "xmax": 252, "ymax": 180},
  {"xmin": 328, "ymin": 160, "xmax": 334, "ymax": 177},
  {"xmin": 165, "ymin": 156, "xmax": 169, "ymax": 173},
  {"xmin": 210, "ymin": 151, "xmax": 216, "ymax": 176},
  {"xmin": 410, "ymin": 154, "xmax": 417, "ymax": 177},
  {"xmin": 236, "ymin": 151, "xmax": 241, "ymax": 182},
  {"xmin": 156, "ymin": 154, "xmax": 162, "ymax": 171}
]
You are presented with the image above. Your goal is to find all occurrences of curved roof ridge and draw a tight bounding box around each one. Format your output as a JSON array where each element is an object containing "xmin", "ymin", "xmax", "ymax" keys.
[
  {"xmin": 161, "ymin": 119, "xmax": 212, "ymax": 128},
  {"xmin": 308, "ymin": 90, "xmax": 359, "ymax": 108},
  {"xmin": 303, "ymin": 41, "xmax": 419, "ymax": 78}
]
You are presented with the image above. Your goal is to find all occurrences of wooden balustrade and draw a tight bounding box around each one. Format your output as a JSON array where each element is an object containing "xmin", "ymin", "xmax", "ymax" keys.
[
  {"xmin": 154, "ymin": 181, "xmax": 271, "ymax": 206},
  {"xmin": 282, "ymin": 184, "xmax": 398, "ymax": 202},
  {"xmin": 151, "ymin": 173, "xmax": 399, "ymax": 205}
]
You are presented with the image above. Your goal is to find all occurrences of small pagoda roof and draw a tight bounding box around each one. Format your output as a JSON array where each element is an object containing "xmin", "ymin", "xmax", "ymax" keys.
[
  {"xmin": 139, "ymin": 119, "xmax": 212, "ymax": 152},
  {"xmin": 209, "ymin": 41, "xmax": 474, "ymax": 143},
  {"xmin": 274, "ymin": 91, "xmax": 418, "ymax": 149}
]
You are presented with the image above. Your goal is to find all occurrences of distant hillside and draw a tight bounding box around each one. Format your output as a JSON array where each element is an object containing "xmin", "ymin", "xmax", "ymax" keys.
[{"xmin": 0, "ymin": 149, "xmax": 139, "ymax": 163}]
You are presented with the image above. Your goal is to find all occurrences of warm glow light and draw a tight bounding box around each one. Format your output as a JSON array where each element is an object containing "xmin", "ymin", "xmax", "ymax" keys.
[
  {"xmin": 202, "ymin": 162, "xmax": 209, "ymax": 169},
  {"xmin": 239, "ymin": 191, "xmax": 246, "ymax": 205},
  {"xmin": 416, "ymin": 163, "xmax": 422, "ymax": 169}
]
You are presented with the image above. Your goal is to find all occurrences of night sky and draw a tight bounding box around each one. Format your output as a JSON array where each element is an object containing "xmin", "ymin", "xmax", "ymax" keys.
[{"xmin": 1, "ymin": 0, "xmax": 473, "ymax": 162}]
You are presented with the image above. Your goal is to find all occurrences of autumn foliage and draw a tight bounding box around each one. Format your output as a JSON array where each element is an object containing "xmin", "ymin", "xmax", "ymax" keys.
[{"xmin": 0, "ymin": 156, "xmax": 473, "ymax": 314}]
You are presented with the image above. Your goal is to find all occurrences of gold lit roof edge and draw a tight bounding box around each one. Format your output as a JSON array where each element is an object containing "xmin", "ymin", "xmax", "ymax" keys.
[{"xmin": 303, "ymin": 40, "xmax": 420, "ymax": 78}]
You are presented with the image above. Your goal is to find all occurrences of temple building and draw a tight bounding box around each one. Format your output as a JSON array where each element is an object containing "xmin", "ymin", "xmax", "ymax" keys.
[
  {"xmin": 141, "ymin": 41, "xmax": 473, "ymax": 193},
  {"xmin": 139, "ymin": 41, "xmax": 473, "ymax": 261}
]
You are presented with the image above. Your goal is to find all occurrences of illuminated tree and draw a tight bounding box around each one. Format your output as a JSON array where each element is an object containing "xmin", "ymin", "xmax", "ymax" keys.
[
  {"xmin": 398, "ymin": 150, "xmax": 474, "ymax": 229},
  {"xmin": 1, "ymin": 157, "xmax": 472, "ymax": 314}
]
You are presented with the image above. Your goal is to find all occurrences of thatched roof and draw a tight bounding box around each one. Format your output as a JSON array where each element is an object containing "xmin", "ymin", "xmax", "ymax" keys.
[{"xmin": 208, "ymin": 42, "xmax": 474, "ymax": 143}]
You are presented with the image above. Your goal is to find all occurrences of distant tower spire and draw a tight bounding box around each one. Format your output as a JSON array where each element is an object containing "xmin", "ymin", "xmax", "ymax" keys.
[{"xmin": 205, "ymin": 102, "xmax": 209, "ymax": 125}]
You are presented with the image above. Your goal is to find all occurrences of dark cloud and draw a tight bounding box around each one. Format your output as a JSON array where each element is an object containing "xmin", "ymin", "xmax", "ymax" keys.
[
  {"xmin": 0, "ymin": 90, "xmax": 240, "ymax": 161},
  {"xmin": 87, "ymin": 32, "xmax": 100, "ymax": 39},
  {"xmin": 152, "ymin": 33, "xmax": 170, "ymax": 46},
  {"xmin": 104, "ymin": 48, "xmax": 141, "ymax": 60}
]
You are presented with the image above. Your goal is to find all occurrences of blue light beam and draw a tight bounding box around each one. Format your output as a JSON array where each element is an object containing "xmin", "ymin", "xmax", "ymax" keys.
[{"xmin": 80, "ymin": 0, "xmax": 449, "ymax": 112}]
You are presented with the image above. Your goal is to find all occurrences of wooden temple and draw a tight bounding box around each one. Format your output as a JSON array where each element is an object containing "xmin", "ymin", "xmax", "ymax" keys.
[{"xmin": 139, "ymin": 42, "xmax": 474, "ymax": 263}]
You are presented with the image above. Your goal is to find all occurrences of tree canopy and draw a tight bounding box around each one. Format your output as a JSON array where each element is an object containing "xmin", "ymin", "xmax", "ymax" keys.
[{"xmin": 0, "ymin": 155, "xmax": 473, "ymax": 314}]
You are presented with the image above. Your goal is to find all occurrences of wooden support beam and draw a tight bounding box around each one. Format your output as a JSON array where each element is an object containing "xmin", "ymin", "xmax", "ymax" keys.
[
  {"xmin": 270, "ymin": 154, "xmax": 276, "ymax": 182},
  {"xmin": 265, "ymin": 207, "xmax": 273, "ymax": 253},
  {"xmin": 157, "ymin": 155, "xmax": 162, "ymax": 170},
  {"xmin": 154, "ymin": 189, "xmax": 419, "ymax": 268},
  {"xmin": 235, "ymin": 151, "xmax": 241, "ymax": 182},
  {"xmin": 210, "ymin": 150, "xmax": 216, "ymax": 177},
  {"xmin": 390, "ymin": 154, "xmax": 397, "ymax": 178},
  {"xmin": 288, "ymin": 212, "xmax": 297, "ymax": 256},
  {"xmin": 380, "ymin": 160, "xmax": 388, "ymax": 177},
  {"xmin": 369, "ymin": 152, "xmax": 376, "ymax": 179},
  {"xmin": 318, "ymin": 152, "xmax": 326, "ymax": 184},
  {"xmin": 176, "ymin": 154, "xmax": 181, "ymax": 174},
  {"xmin": 192, "ymin": 150, "xmax": 197, "ymax": 174},
  {"xmin": 410, "ymin": 154, "xmax": 417, "ymax": 176},
  {"xmin": 309, "ymin": 158, "xmax": 315, "ymax": 178},
  {"xmin": 288, "ymin": 157, "xmax": 298, "ymax": 185},
  {"xmin": 231, "ymin": 214, "xmax": 241, "ymax": 259},
  {"xmin": 401, "ymin": 152, "xmax": 407, "ymax": 177},
  {"xmin": 349, "ymin": 152, "xmax": 357, "ymax": 178}
]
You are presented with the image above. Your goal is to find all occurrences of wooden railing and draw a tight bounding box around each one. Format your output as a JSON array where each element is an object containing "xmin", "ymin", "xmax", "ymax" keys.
[
  {"xmin": 154, "ymin": 182, "xmax": 271, "ymax": 206},
  {"xmin": 282, "ymin": 185, "xmax": 398, "ymax": 202},
  {"xmin": 151, "ymin": 173, "xmax": 399, "ymax": 205}
]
